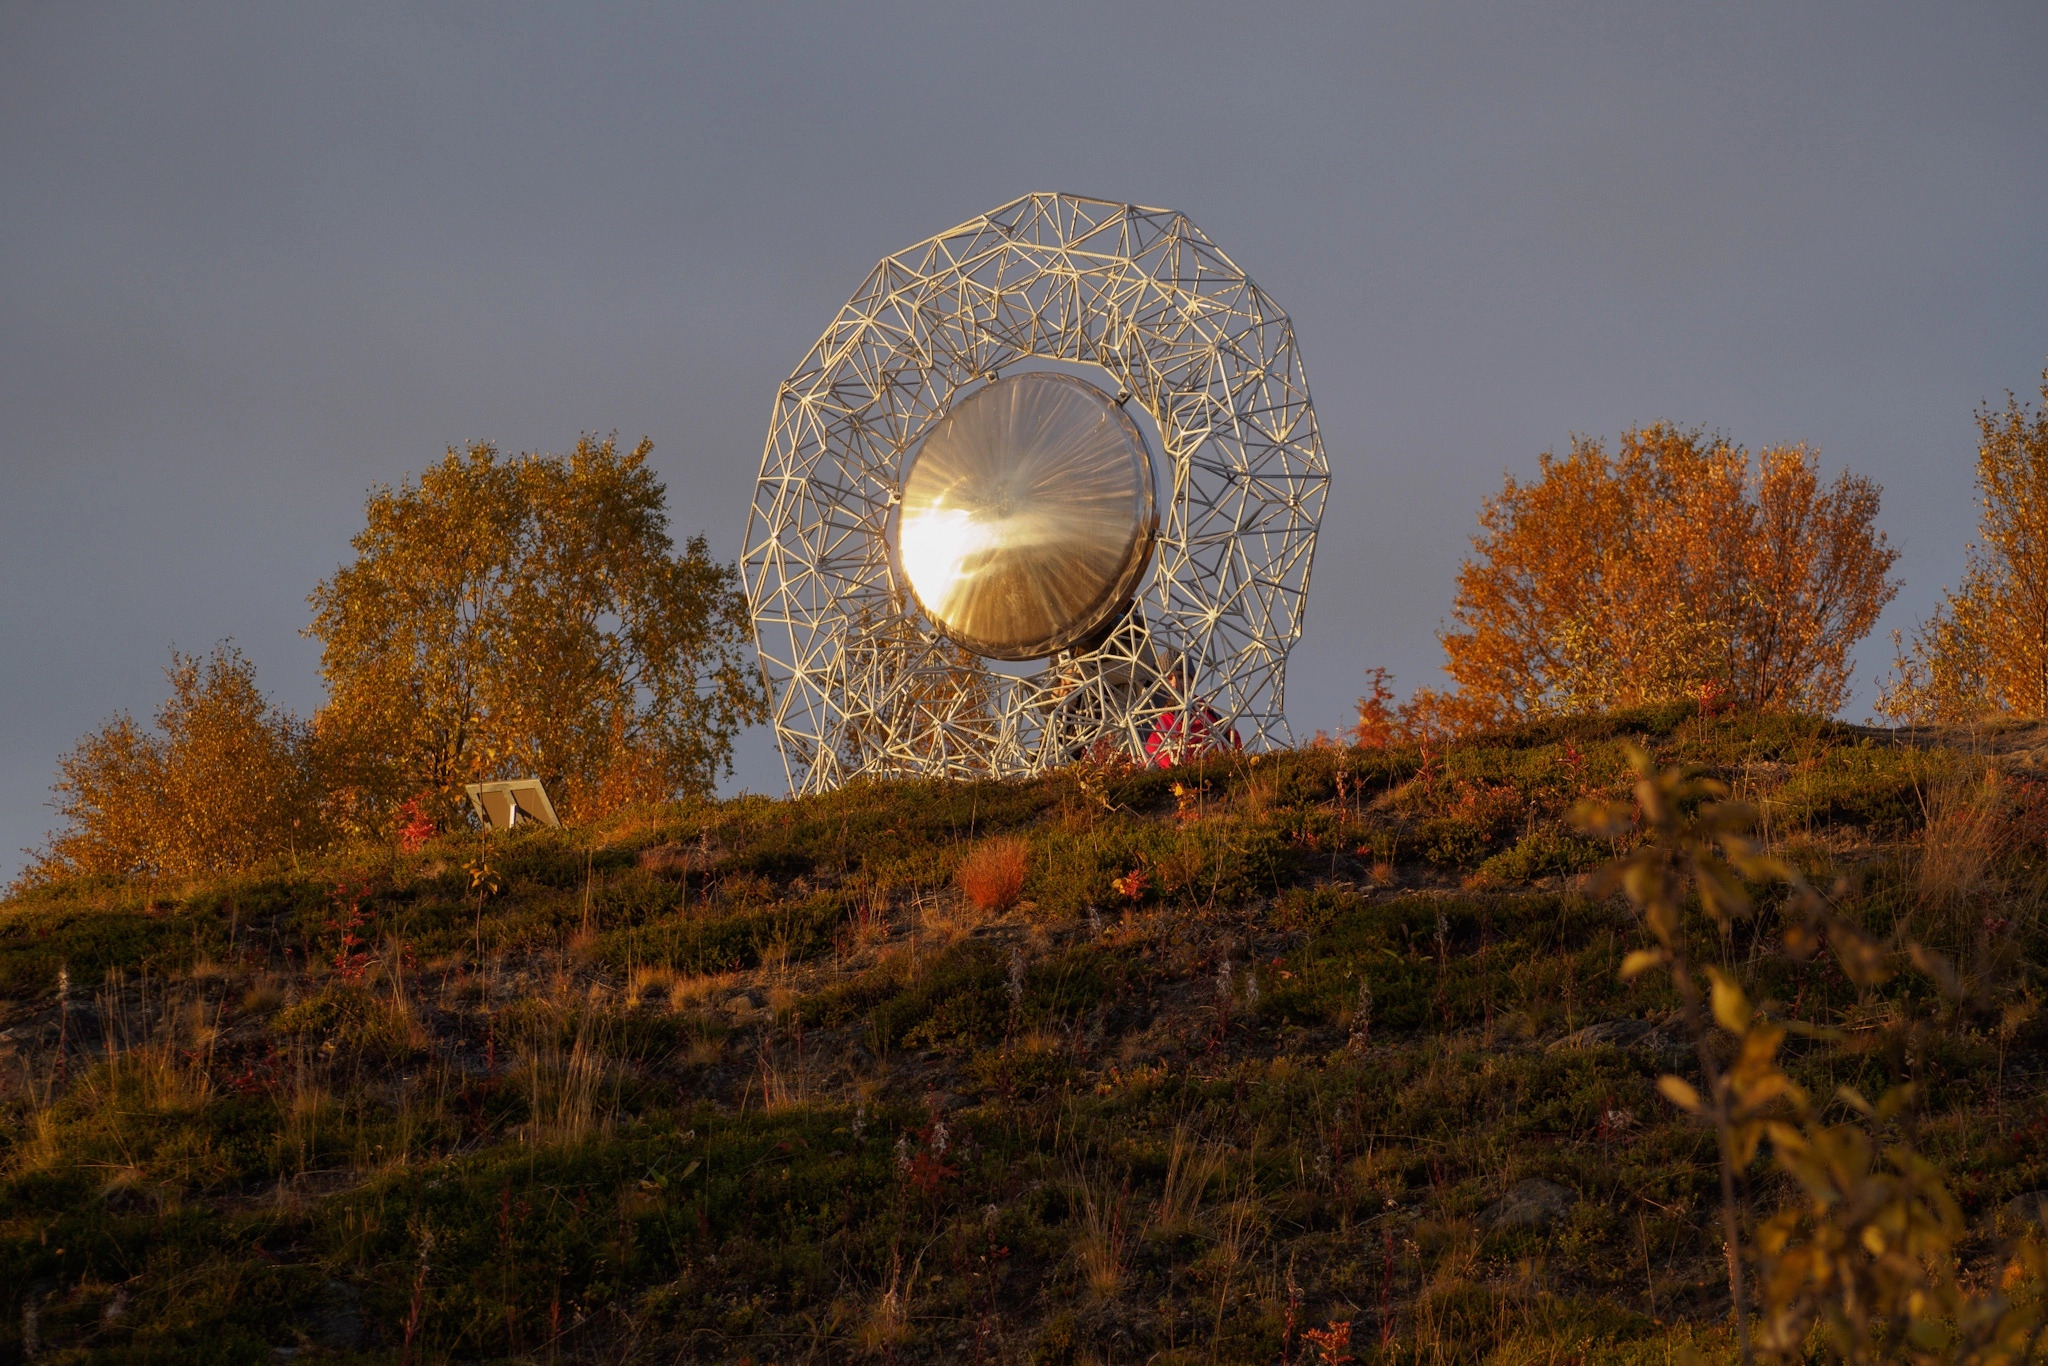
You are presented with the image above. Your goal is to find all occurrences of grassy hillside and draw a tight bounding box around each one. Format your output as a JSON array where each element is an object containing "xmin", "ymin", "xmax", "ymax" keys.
[{"xmin": 2, "ymin": 707, "xmax": 2044, "ymax": 1363}]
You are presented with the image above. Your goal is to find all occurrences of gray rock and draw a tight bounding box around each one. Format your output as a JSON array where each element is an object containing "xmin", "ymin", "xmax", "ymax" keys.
[
  {"xmin": 1479, "ymin": 1178, "xmax": 1577, "ymax": 1232},
  {"xmin": 637, "ymin": 839, "xmax": 723, "ymax": 875},
  {"xmin": 308, "ymin": 1279, "xmax": 366, "ymax": 1352},
  {"xmin": 1547, "ymin": 1018, "xmax": 1689, "ymax": 1059}
]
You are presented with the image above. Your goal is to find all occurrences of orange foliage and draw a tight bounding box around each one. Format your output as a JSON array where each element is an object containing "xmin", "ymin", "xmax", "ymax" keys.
[
  {"xmin": 1351, "ymin": 668, "xmax": 1398, "ymax": 748},
  {"xmin": 1881, "ymin": 364, "xmax": 2048, "ymax": 722},
  {"xmin": 23, "ymin": 644, "xmax": 321, "ymax": 885},
  {"xmin": 1352, "ymin": 672, "xmax": 1485, "ymax": 749},
  {"xmin": 1437, "ymin": 424, "xmax": 1897, "ymax": 725},
  {"xmin": 955, "ymin": 836, "xmax": 1029, "ymax": 914}
]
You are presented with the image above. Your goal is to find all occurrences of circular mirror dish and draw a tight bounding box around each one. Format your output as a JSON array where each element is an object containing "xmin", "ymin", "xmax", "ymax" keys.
[{"xmin": 894, "ymin": 371, "xmax": 1156, "ymax": 660}]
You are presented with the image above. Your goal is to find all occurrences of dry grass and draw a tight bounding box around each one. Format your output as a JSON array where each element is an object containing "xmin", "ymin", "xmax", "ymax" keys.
[
  {"xmin": 565, "ymin": 924, "xmax": 600, "ymax": 961},
  {"xmin": 239, "ymin": 974, "xmax": 288, "ymax": 1015},
  {"xmin": 85, "ymin": 974, "xmax": 217, "ymax": 1114},
  {"xmin": 281, "ymin": 1081, "xmax": 339, "ymax": 1174},
  {"xmin": 624, "ymin": 962, "xmax": 678, "ymax": 1008},
  {"xmin": 918, "ymin": 895, "xmax": 985, "ymax": 941},
  {"xmin": 665, "ymin": 968, "xmax": 740, "ymax": 1011},
  {"xmin": 113, "ymin": 1041, "xmax": 215, "ymax": 1113},
  {"xmin": 1070, "ymin": 1167, "xmax": 1129, "ymax": 1299},
  {"xmin": 752, "ymin": 1038, "xmax": 804, "ymax": 1112},
  {"xmin": 855, "ymin": 1285, "xmax": 908, "ymax": 1355},
  {"xmin": 1917, "ymin": 770, "xmax": 2003, "ymax": 933},
  {"xmin": 842, "ymin": 879, "xmax": 893, "ymax": 955},
  {"xmin": 13, "ymin": 973, "xmax": 218, "ymax": 1177},
  {"xmin": 517, "ymin": 1020, "xmax": 614, "ymax": 1147},
  {"xmin": 1149, "ymin": 1126, "xmax": 1227, "ymax": 1238},
  {"xmin": 17, "ymin": 1108, "xmax": 64, "ymax": 1173},
  {"xmin": 957, "ymin": 836, "xmax": 1030, "ymax": 916},
  {"xmin": 1202, "ymin": 1184, "xmax": 1267, "ymax": 1302},
  {"xmin": 855, "ymin": 1248, "xmax": 918, "ymax": 1355}
]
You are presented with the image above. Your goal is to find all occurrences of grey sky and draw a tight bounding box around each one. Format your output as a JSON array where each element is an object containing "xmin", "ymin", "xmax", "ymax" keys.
[{"xmin": 4, "ymin": 3, "xmax": 2045, "ymax": 877}]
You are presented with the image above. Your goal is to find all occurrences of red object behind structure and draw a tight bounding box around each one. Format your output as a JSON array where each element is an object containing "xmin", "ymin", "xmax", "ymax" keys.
[{"xmin": 1144, "ymin": 705, "xmax": 1242, "ymax": 769}]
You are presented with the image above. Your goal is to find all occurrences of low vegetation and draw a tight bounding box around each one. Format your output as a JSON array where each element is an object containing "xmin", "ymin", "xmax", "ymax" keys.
[{"xmin": 4, "ymin": 705, "xmax": 2045, "ymax": 1362}]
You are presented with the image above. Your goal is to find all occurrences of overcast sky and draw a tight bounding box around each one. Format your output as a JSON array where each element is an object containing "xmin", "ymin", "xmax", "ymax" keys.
[{"xmin": 4, "ymin": 3, "xmax": 2045, "ymax": 877}]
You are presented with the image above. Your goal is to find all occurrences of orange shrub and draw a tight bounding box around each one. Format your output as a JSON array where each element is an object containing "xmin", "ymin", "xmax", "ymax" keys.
[
  {"xmin": 956, "ymin": 837, "xmax": 1030, "ymax": 914},
  {"xmin": 1441, "ymin": 423, "xmax": 1897, "ymax": 725}
]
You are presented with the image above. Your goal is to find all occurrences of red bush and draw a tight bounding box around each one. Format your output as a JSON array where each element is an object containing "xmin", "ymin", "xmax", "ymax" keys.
[{"xmin": 956, "ymin": 837, "xmax": 1029, "ymax": 914}]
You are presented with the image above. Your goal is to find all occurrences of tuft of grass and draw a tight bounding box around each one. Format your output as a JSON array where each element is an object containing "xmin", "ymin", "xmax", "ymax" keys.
[
  {"xmin": 1916, "ymin": 769, "xmax": 2002, "ymax": 929},
  {"xmin": 956, "ymin": 835, "xmax": 1030, "ymax": 915},
  {"xmin": 1149, "ymin": 1125, "xmax": 1226, "ymax": 1239},
  {"xmin": 516, "ymin": 1018, "xmax": 614, "ymax": 1147},
  {"xmin": 1070, "ymin": 1166, "xmax": 1129, "ymax": 1299}
]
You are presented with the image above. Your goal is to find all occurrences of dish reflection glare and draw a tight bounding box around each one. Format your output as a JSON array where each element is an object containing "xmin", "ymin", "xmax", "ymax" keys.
[{"xmin": 895, "ymin": 372, "xmax": 1155, "ymax": 660}]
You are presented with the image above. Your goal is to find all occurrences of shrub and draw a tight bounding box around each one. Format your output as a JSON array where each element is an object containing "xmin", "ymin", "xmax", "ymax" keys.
[
  {"xmin": 1473, "ymin": 829, "xmax": 1610, "ymax": 884},
  {"xmin": 20, "ymin": 644, "xmax": 321, "ymax": 888},
  {"xmin": 957, "ymin": 836, "xmax": 1030, "ymax": 914},
  {"xmin": 274, "ymin": 981, "xmax": 428, "ymax": 1061}
]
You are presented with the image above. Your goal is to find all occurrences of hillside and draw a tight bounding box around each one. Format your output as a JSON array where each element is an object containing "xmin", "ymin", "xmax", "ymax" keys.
[{"xmin": 2, "ymin": 707, "xmax": 2045, "ymax": 1364}]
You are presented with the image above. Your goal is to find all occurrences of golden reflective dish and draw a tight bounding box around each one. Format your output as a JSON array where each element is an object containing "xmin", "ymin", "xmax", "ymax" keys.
[{"xmin": 894, "ymin": 372, "xmax": 1156, "ymax": 660}]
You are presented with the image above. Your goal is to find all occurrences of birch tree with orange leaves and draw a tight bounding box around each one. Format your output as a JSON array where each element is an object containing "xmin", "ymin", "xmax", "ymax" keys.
[
  {"xmin": 1880, "ymin": 364, "xmax": 2048, "ymax": 723},
  {"xmin": 1434, "ymin": 423, "xmax": 1898, "ymax": 727}
]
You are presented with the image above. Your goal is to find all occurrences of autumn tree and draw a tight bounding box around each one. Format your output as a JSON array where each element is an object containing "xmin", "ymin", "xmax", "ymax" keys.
[
  {"xmin": 308, "ymin": 436, "xmax": 763, "ymax": 830},
  {"xmin": 1880, "ymin": 364, "xmax": 2048, "ymax": 724},
  {"xmin": 1435, "ymin": 423, "xmax": 1898, "ymax": 726},
  {"xmin": 21, "ymin": 644, "xmax": 319, "ymax": 886}
]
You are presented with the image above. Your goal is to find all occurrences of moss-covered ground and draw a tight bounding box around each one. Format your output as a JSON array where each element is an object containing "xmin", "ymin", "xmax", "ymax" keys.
[{"xmin": 3, "ymin": 705, "xmax": 2044, "ymax": 1363}]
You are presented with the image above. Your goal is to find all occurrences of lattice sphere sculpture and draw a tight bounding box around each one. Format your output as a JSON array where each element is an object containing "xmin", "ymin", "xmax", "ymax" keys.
[{"xmin": 744, "ymin": 193, "xmax": 1329, "ymax": 794}]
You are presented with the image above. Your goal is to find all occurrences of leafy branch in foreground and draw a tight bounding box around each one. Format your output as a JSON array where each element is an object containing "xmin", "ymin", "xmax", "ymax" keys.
[{"xmin": 1577, "ymin": 746, "xmax": 2048, "ymax": 1365}]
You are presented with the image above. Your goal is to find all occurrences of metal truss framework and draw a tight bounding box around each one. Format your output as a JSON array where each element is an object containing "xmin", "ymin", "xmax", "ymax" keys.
[{"xmin": 744, "ymin": 193, "xmax": 1329, "ymax": 794}]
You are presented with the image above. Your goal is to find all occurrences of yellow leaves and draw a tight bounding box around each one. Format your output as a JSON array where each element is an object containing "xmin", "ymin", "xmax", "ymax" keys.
[
  {"xmin": 1733, "ymin": 1069, "xmax": 1801, "ymax": 1113},
  {"xmin": 1907, "ymin": 942, "xmax": 1960, "ymax": 998},
  {"xmin": 1883, "ymin": 365, "xmax": 2048, "ymax": 721},
  {"xmin": 1621, "ymin": 863, "xmax": 1665, "ymax": 919},
  {"xmin": 1873, "ymin": 1083, "xmax": 1918, "ymax": 1125},
  {"xmin": 465, "ymin": 860, "xmax": 500, "ymax": 900},
  {"xmin": 1575, "ymin": 749, "xmax": 2047, "ymax": 1357},
  {"xmin": 1782, "ymin": 921, "xmax": 1822, "ymax": 960},
  {"xmin": 1763, "ymin": 1121, "xmax": 1806, "ymax": 1157},
  {"xmin": 2004, "ymin": 1245, "xmax": 2047, "ymax": 1292},
  {"xmin": 307, "ymin": 435, "xmax": 763, "ymax": 830},
  {"xmin": 1656, "ymin": 1075, "xmax": 1703, "ymax": 1114},
  {"xmin": 1693, "ymin": 858, "xmax": 1753, "ymax": 926},
  {"xmin": 1618, "ymin": 948, "xmax": 1667, "ymax": 981},
  {"xmin": 1568, "ymin": 794, "xmax": 1629, "ymax": 839},
  {"xmin": 1708, "ymin": 969, "xmax": 1752, "ymax": 1034},
  {"xmin": 1639, "ymin": 900, "xmax": 1680, "ymax": 950}
]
